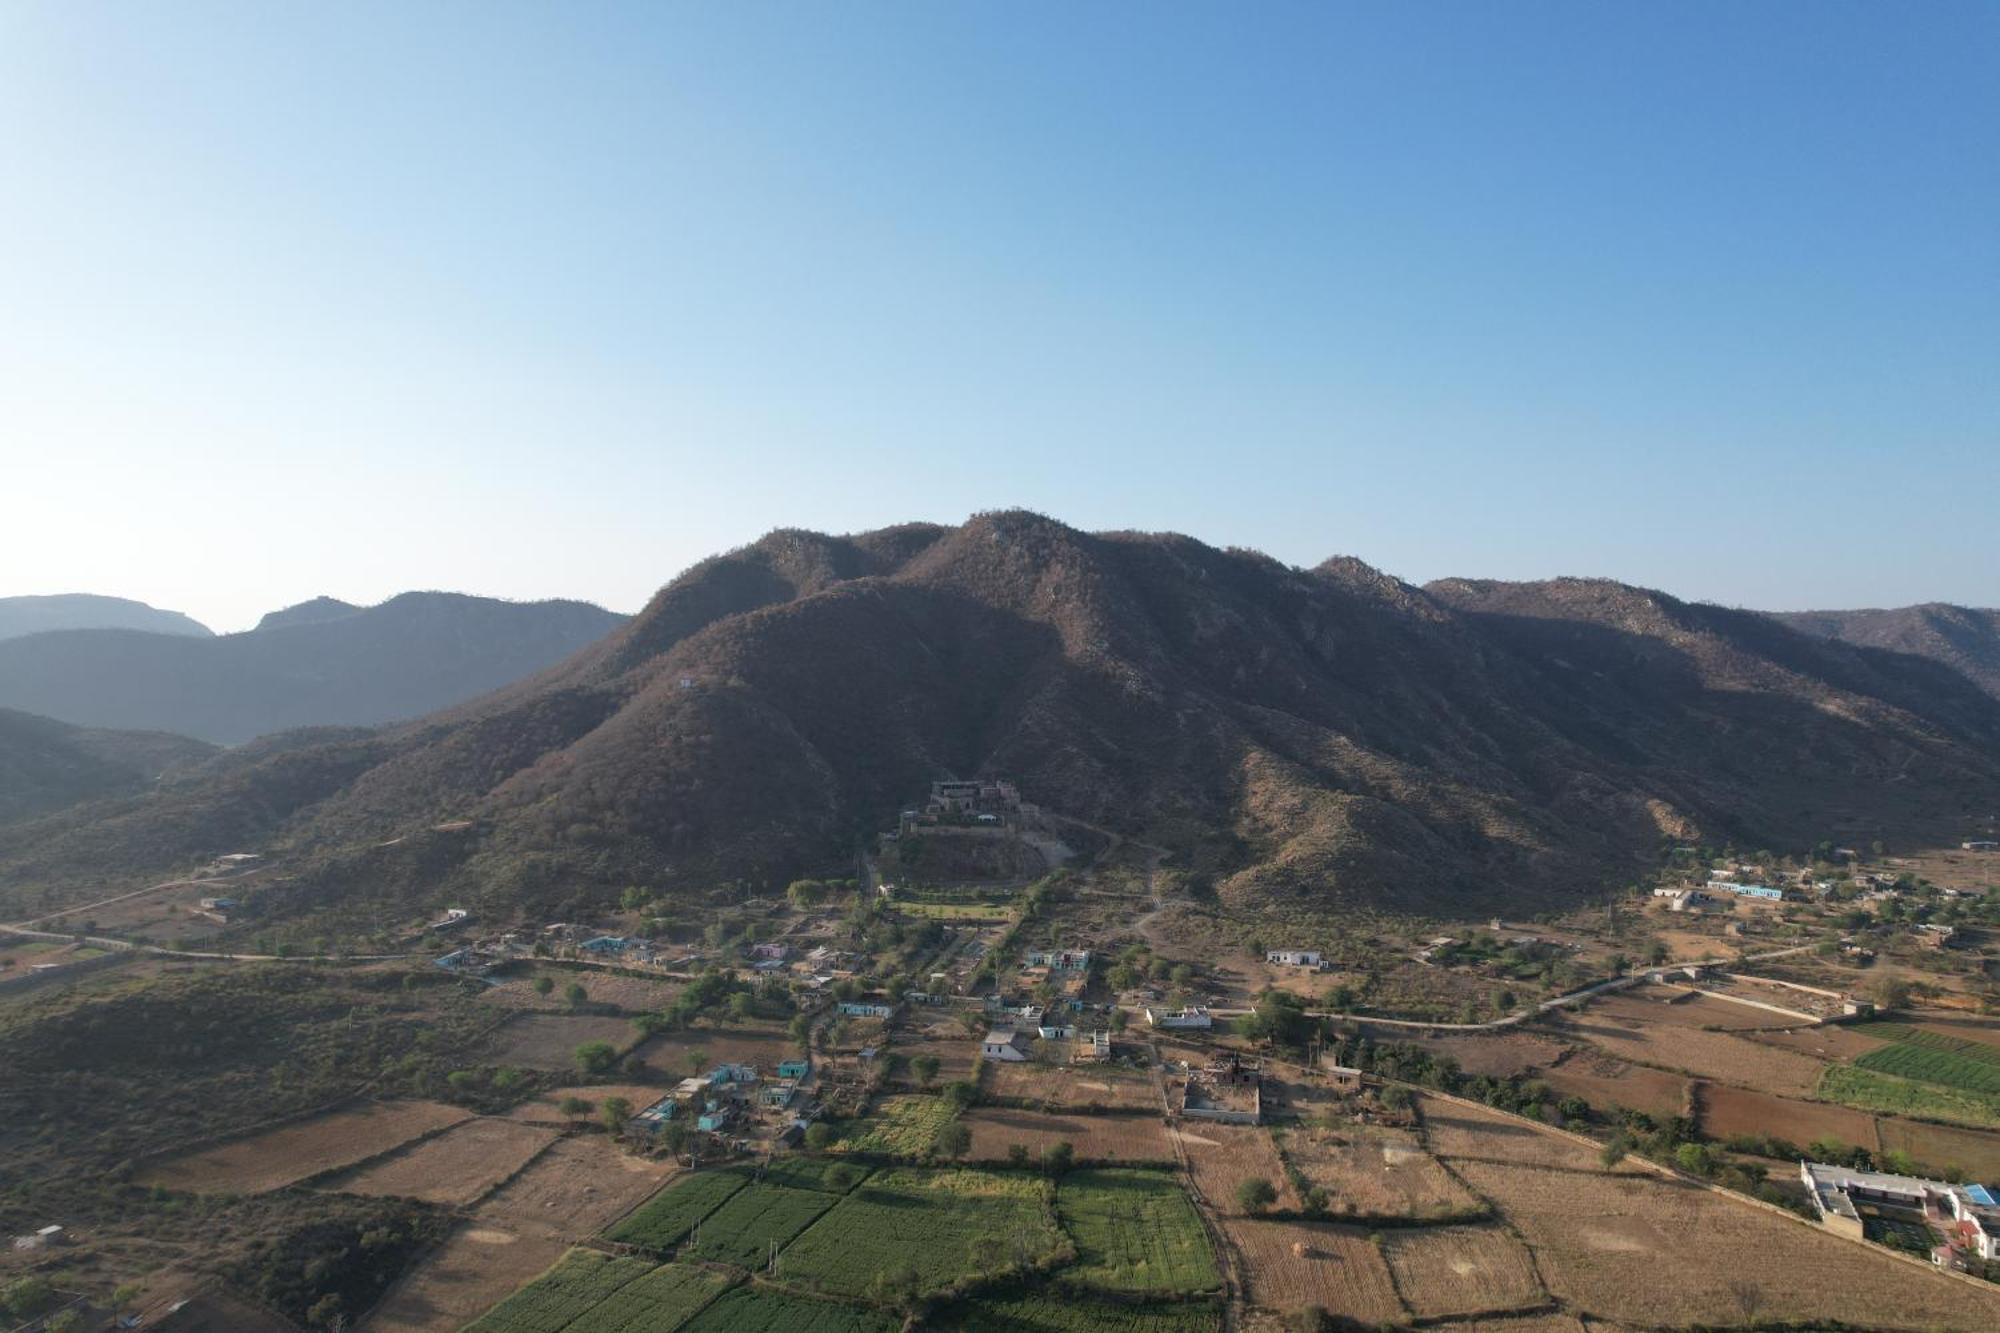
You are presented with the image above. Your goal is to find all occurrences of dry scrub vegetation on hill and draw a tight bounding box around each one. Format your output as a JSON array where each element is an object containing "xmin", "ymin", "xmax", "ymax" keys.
[{"xmin": 6, "ymin": 513, "xmax": 2000, "ymax": 931}]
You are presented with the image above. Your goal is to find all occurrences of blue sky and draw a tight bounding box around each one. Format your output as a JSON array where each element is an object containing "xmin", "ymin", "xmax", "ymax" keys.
[{"xmin": 2, "ymin": 2, "xmax": 1993, "ymax": 630}]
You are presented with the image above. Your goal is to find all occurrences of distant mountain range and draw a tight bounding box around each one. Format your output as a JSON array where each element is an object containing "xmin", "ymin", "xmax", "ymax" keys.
[
  {"xmin": 0, "ymin": 594, "xmax": 212, "ymax": 641},
  {"xmin": 1771, "ymin": 604, "xmax": 2000, "ymax": 701},
  {"xmin": 2, "ymin": 514, "xmax": 1993, "ymax": 927},
  {"xmin": 0, "ymin": 708, "xmax": 215, "ymax": 826},
  {"xmin": 0, "ymin": 592, "xmax": 627, "ymax": 745}
]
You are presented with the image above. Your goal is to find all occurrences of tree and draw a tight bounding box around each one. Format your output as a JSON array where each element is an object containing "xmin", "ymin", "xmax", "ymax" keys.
[
  {"xmin": 1007, "ymin": 1143, "xmax": 1030, "ymax": 1168},
  {"xmin": 112, "ymin": 1284, "xmax": 143, "ymax": 1314},
  {"xmin": 574, "ymin": 1040, "xmax": 618, "ymax": 1075},
  {"xmin": 660, "ymin": 1119, "xmax": 690, "ymax": 1156},
  {"xmin": 565, "ymin": 981, "xmax": 589, "ymax": 1008},
  {"xmin": 1236, "ymin": 1177, "xmax": 1278, "ymax": 1214},
  {"xmin": 46, "ymin": 1311, "xmax": 82, "ymax": 1333},
  {"xmin": 804, "ymin": 1122, "xmax": 836, "ymax": 1151},
  {"xmin": 1043, "ymin": 1140, "xmax": 1075, "ymax": 1175},
  {"xmin": 912, "ymin": 1054, "xmax": 942, "ymax": 1088},
  {"xmin": 934, "ymin": 1119, "xmax": 972, "ymax": 1160},
  {"xmin": 1, "ymin": 1279, "xmax": 53, "ymax": 1319},
  {"xmin": 532, "ymin": 975, "xmax": 555, "ymax": 997},
  {"xmin": 559, "ymin": 1096, "xmax": 594, "ymax": 1119},
  {"xmin": 1378, "ymin": 1084, "xmax": 1412, "ymax": 1113},
  {"xmin": 1599, "ymin": 1132, "xmax": 1630, "ymax": 1169},
  {"xmin": 601, "ymin": 1096, "xmax": 632, "ymax": 1133},
  {"xmin": 941, "ymin": 1079, "xmax": 978, "ymax": 1112},
  {"xmin": 787, "ymin": 879, "xmax": 829, "ymax": 908},
  {"xmin": 1867, "ymin": 975, "xmax": 1912, "ymax": 1011}
]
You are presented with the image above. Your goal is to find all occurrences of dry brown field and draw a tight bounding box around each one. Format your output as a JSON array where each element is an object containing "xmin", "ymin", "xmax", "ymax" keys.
[
  {"xmin": 326, "ymin": 1117, "xmax": 558, "ymax": 1205},
  {"xmin": 1426, "ymin": 1319, "xmax": 1591, "ymax": 1333},
  {"xmin": 366, "ymin": 1224, "xmax": 566, "ymax": 1333},
  {"xmin": 632, "ymin": 1024, "xmax": 799, "ymax": 1076},
  {"xmin": 1277, "ymin": 1121, "xmax": 1480, "ymax": 1219},
  {"xmin": 963, "ymin": 1107, "xmax": 1172, "ymax": 1162},
  {"xmin": 1421, "ymin": 1098, "xmax": 1603, "ymax": 1172},
  {"xmin": 1452, "ymin": 1156, "xmax": 2000, "ymax": 1329},
  {"xmin": 1176, "ymin": 1123, "xmax": 1300, "ymax": 1213},
  {"xmin": 492, "ymin": 1013, "xmax": 643, "ymax": 1069},
  {"xmin": 482, "ymin": 969, "xmax": 684, "ymax": 1014},
  {"xmin": 1746, "ymin": 1024, "xmax": 1891, "ymax": 1062},
  {"xmin": 147, "ymin": 1287, "xmax": 299, "ymax": 1332},
  {"xmin": 1696, "ymin": 1084, "xmax": 1879, "ymax": 1150},
  {"xmin": 887, "ymin": 1033, "xmax": 981, "ymax": 1085},
  {"xmin": 365, "ymin": 1138, "xmax": 678, "ymax": 1333},
  {"xmin": 1588, "ymin": 987, "xmax": 1788, "ymax": 1030},
  {"xmin": 504, "ymin": 1083, "xmax": 670, "ymax": 1123},
  {"xmin": 1406, "ymin": 1030, "xmax": 1568, "ymax": 1078},
  {"xmin": 1382, "ymin": 1224, "xmax": 1545, "ymax": 1318},
  {"xmin": 139, "ymin": 1100, "xmax": 469, "ymax": 1194},
  {"xmin": 1878, "ymin": 1118, "xmax": 2000, "ymax": 1181},
  {"xmin": 983, "ymin": 1059, "xmax": 1158, "ymax": 1110},
  {"xmin": 1538, "ymin": 1055, "xmax": 1687, "ymax": 1122},
  {"xmin": 1226, "ymin": 1219, "xmax": 1404, "ymax": 1323},
  {"xmin": 1552, "ymin": 1008, "xmax": 1827, "ymax": 1094}
]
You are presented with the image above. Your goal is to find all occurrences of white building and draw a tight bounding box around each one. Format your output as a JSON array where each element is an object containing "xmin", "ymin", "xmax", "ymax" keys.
[
  {"xmin": 1801, "ymin": 1162, "xmax": 2000, "ymax": 1262},
  {"xmin": 1145, "ymin": 1006, "xmax": 1213, "ymax": 1030},
  {"xmin": 1266, "ymin": 949, "xmax": 1322, "ymax": 968},
  {"xmin": 980, "ymin": 1029, "xmax": 1030, "ymax": 1062}
]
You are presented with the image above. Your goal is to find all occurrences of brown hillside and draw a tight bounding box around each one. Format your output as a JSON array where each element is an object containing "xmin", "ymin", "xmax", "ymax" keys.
[{"xmin": 4, "ymin": 515, "xmax": 1998, "ymax": 927}]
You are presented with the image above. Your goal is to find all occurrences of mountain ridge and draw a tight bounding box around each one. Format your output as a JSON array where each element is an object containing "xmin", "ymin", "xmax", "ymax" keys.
[
  {"xmin": 0, "ymin": 594, "xmax": 212, "ymax": 642},
  {"xmin": 3, "ymin": 514, "xmax": 1995, "ymax": 933}
]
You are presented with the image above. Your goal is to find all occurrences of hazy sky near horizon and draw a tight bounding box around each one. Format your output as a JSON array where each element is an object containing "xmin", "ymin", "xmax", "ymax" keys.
[{"xmin": 3, "ymin": 3, "xmax": 1995, "ymax": 632}]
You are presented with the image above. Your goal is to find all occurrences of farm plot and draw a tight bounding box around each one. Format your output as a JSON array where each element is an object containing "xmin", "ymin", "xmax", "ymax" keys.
[
  {"xmin": 887, "ymin": 1034, "xmax": 981, "ymax": 1086},
  {"xmin": 776, "ymin": 1167, "xmax": 1064, "ymax": 1300},
  {"xmin": 933, "ymin": 1287, "xmax": 1221, "ymax": 1331},
  {"xmin": 1175, "ymin": 1122, "xmax": 1299, "ymax": 1213},
  {"xmin": 1877, "ymin": 1117, "xmax": 2000, "ymax": 1182},
  {"xmin": 1697, "ymin": 1084, "xmax": 1879, "ymax": 1151},
  {"xmin": 748, "ymin": 1156, "xmax": 870, "ymax": 1193},
  {"xmin": 1591, "ymin": 987, "xmax": 1786, "ymax": 1030},
  {"xmin": 507, "ymin": 1084, "xmax": 671, "ymax": 1124},
  {"xmin": 608, "ymin": 1169, "xmax": 750, "ymax": 1251},
  {"xmin": 1820, "ymin": 1064, "xmax": 2000, "ymax": 1129},
  {"xmin": 1279, "ymin": 1121, "xmax": 1480, "ymax": 1220},
  {"xmin": 1381, "ymin": 1224, "xmax": 1544, "ymax": 1318},
  {"xmin": 678, "ymin": 1285, "xmax": 900, "ymax": 1333},
  {"xmin": 138, "ymin": 1100, "xmax": 470, "ymax": 1193},
  {"xmin": 1451, "ymin": 1157, "xmax": 2000, "ymax": 1329},
  {"xmin": 1421, "ymin": 1098, "xmax": 1602, "ymax": 1172},
  {"xmin": 462, "ymin": 1248, "xmax": 653, "ymax": 1333},
  {"xmin": 684, "ymin": 1183, "xmax": 836, "ymax": 1270},
  {"xmin": 1747, "ymin": 1024, "xmax": 1891, "ymax": 1063},
  {"xmin": 1855, "ymin": 1029, "xmax": 2000, "ymax": 1094},
  {"xmin": 983, "ymin": 1059, "xmax": 1158, "ymax": 1110},
  {"xmin": 1406, "ymin": 1030, "xmax": 1568, "ymax": 1078},
  {"xmin": 1538, "ymin": 1054, "xmax": 1687, "ymax": 1122},
  {"xmin": 367, "ymin": 1141, "xmax": 678, "ymax": 1333},
  {"xmin": 326, "ymin": 1116, "xmax": 556, "ymax": 1205},
  {"xmin": 1551, "ymin": 1008, "xmax": 1827, "ymax": 1094},
  {"xmin": 559, "ymin": 1262, "xmax": 734, "ymax": 1333},
  {"xmin": 965, "ymin": 1108, "xmax": 1171, "ymax": 1163},
  {"xmin": 1057, "ymin": 1167, "xmax": 1219, "ymax": 1294},
  {"xmin": 835, "ymin": 1094, "xmax": 956, "ymax": 1155},
  {"xmin": 1224, "ymin": 1220, "xmax": 1405, "ymax": 1324},
  {"xmin": 495, "ymin": 1013, "xmax": 644, "ymax": 1069},
  {"xmin": 636, "ymin": 1027, "xmax": 800, "ymax": 1078},
  {"xmin": 484, "ymin": 970, "xmax": 685, "ymax": 1014}
]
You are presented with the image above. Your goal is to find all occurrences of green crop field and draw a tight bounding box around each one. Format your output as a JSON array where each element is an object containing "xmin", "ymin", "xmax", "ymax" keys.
[
  {"xmin": 677, "ymin": 1285, "xmax": 901, "ymax": 1332},
  {"xmin": 835, "ymin": 1095, "xmax": 958, "ymax": 1156},
  {"xmin": 750, "ymin": 1156, "xmax": 871, "ymax": 1194},
  {"xmin": 607, "ymin": 1169, "xmax": 751, "ymax": 1251},
  {"xmin": 1820, "ymin": 1065, "xmax": 2000, "ymax": 1129},
  {"xmin": 463, "ymin": 1249, "xmax": 653, "ymax": 1333},
  {"xmin": 1855, "ymin": 1033, "xmax": 2000, "ymax": 1095},
  {"xmin": 932, "ymin": 1287, "xmax": 1223, "ymax": 1331},
  {"xmin": 776, "ymin": 1167, "xmax": 1064, "ymax": 1300},
  {"xmin": 560, "ymin": 1263, "xmax": 735, "ymax": 1333},
  {"xmin": 1056, "ymin": 1168, "xmax": 1219, "ymax": 1294},
  {"xmin": 685, "ymin": 1183, "xmax": 836, "ymax": 1270}
]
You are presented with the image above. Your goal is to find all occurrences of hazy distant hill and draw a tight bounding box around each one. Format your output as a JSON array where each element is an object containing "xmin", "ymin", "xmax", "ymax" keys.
[
  {"xmin": 0, "ymin": 708, "xmax": 215, "ymax": 826},
  {"xmin": 0, "ymin": 594, "xmax": 211, "ymax": 642},
  {"xmin": 0, "ymin": 592, "xmax": 626, "ymax": 744},
  {"xmin": 1770, "ymin": 604, "xmax": 2000, "ymax": 700},
  {"xmin": 4, "ymin": 515, "xmax": 1995, "ymax": 926},
  {"xmin": 254, "ymin": 597, "xmax": 363, "ymax": 632}
]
